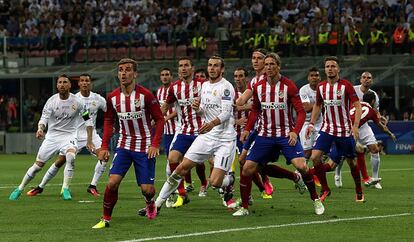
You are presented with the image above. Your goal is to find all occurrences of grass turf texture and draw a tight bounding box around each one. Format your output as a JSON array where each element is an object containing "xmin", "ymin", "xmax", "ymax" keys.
[{"xmin": 1, "ymin": 154, "xmax": 413, "ymax": 241}]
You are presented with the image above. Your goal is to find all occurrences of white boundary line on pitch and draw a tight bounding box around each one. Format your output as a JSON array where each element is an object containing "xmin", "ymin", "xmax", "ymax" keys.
[
  {"xmin": 120, "ymin": 212, "xmax": 413, "ymax": 242},
  {"xmin": 1, "ymin": 167, "xmax": 414, "ymax": 189}
]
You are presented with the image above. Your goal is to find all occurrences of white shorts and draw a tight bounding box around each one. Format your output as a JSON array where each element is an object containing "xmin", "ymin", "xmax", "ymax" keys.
[
  {"xmin": 358, "ymin": 123, "xmax": 377, "ymax": 146},
  {"xmin": 184, "ymin": 135, "xmax": 236, "ymax": 172},
  {"xmin": 77, "ymin": 133, "xmax": 102, "ymax": 154},
  {"xmin": 299, "ymin": 121, "xmax": 321, "ymax": 150},
  {"xmin": 36, "ymin": 135, "xmax": 78, "ymax": 163}
]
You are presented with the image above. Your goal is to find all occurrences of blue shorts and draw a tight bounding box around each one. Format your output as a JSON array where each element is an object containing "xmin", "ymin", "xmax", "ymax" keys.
[
  {"xmin": 110, "ymin": 148, "xmax": 155, "ymax": 185},
  {"xmin": 162, "ymin": 134, "xmax": 174, "ymax": 158},
  {"xmin": 242, "ymin": 130, "xmax": 258, "ymax": 151},
  {"xmin": 246, "ymin": 136, "xmax": 304, "ymax": 165},
  {"xmin": 170, "ymin": 134, "xmax": 197, "ymax": 155},
  {"xmin": 313, "ymin": 131, "xmax": 356, "ymax": 164},
  {"xmin": 236, "ymin": 135, "xmax": 243, "ymax": 155}
]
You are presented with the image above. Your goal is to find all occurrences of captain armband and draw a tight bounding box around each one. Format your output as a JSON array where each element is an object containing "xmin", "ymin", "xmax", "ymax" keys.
[{"xmin": 82, "ymin": 110, "xmax": 90, "ymax": 121}]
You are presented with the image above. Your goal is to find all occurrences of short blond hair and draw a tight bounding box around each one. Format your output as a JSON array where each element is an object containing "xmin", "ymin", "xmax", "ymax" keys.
[{"xmin": 118, "ymin": 58, "xmax": 138, "ymax": 71}]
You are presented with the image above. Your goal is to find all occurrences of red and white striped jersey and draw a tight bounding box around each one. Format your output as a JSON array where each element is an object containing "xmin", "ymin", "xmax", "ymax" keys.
[
  {"xmin": 247, "ymin": 74, "xmax": 265, "ymax": 90},
  {"xmin": 101, "ymin": 85, "xmax": 164, "ymax": 152},
  {"xmin": 316, "ymin": 79, "xmax": 359, "ymax": 137},
  {"xmin": 157, "ymin": 84, "xmax": 177, "ymax": 135},
  {"xmin": 234, "ymin": 87, "xmax": 250, "ymax": 136},
  {"xmin": 245, "ymin": 76, "xmax": 305, "ymax": 137},
  {"xmin": 350, "ymin": 102, "xmax": 380, "ymax": 128},
  {"xmin": 166, "ymin": 78, "xmax": 204, "ymax": 135}
]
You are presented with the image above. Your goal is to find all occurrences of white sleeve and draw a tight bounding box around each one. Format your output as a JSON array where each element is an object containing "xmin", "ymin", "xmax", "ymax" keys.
[
  {"xmin": 217, "ymin": 84, "xmax": 235, "ymax": 123},
  {"xmin": 299, "ymin": 87, "xmax": 310, "ymax": 103},
  {"xmin": 38, "ymin": 98, "xmax": 52, "ymax": 127},
  {"xmin": 99, "ymin": 94, "xmax": 107, "ymax": 112},
  {"xmin": 374, "ymin": 91, "xmax": 380, "ymax": 111}
]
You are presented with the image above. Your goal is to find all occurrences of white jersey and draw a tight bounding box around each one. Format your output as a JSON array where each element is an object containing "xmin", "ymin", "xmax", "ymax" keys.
[
  {"xmin": 75, "ymin": 91, "xmax": 107, "ymax": 141},
  {"xmin": 354, "ymin": 85, "xmax": 380, "ymax": 111},
  {"xmin": 199, "ymin": 78, "xmax": 236, "ymax": 141},
  {"xmin": 299, "ymin": 84, "xmax": 322, "ymax": 125},
  {"xmin": 39, "ymin": 93, "xmax": 93, "ymax": 140}
]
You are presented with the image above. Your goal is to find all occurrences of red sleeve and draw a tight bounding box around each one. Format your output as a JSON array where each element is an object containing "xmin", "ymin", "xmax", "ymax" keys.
[
  {"xmin": 165, "ymin": 83, "xmax": 177, "ymax": 104},
  {"xmin": 344, "ymin": 80, "xmax": 359, "ymax": 103},
  {"xmin": 288, "ymin": 81, "xmax": 305, "ymax": 134},
  {"xmin": 101, "ymin": 93, "xmax": 116, "ymax": 150},
  {"xmin": 245, "ymin": 86, "xmax": 260, "ymax": 132},
  {"xmin": 371, "ymin": 109, "xmax": 380, "ymax": 125},
  {"xmin": 316, "ymin": 83, "xmax": 323, "ymax": 105},
  {"xmin": 146, "ymin": 91, "xmax": 164, "ymax": 148}
]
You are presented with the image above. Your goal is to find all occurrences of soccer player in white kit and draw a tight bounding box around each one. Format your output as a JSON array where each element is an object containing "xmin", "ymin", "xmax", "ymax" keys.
[
  {"xmin": 9, "ymin": 74, "xmax": 94, "ymax": 201},
  {"xmin": 25, "ymin": 74, "xmax": 107, "ymax": 198},
  {"xmin": 154, "ymin": 55, "xmax": 237, "ymax": 210},
  {"xmin": 334, "ymin": 71, "xmax": 383, "ymax": 189},
  {"xmin": 299, "ymin": 67, "xmax": 323, "ymax": 159}
]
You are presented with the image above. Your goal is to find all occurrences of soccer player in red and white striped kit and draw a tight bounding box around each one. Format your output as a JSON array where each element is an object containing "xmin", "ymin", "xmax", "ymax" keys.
[
  {"xmin": 306, "ymin": 56, "xmax": 364, "ymax": 202},
  {"xmin": 233, "ymin": 53, "xmax": 323, "ymax": 216},
  {"xmin": 93, "ymin": 58, "xmax": 164, "ymax": 228}
]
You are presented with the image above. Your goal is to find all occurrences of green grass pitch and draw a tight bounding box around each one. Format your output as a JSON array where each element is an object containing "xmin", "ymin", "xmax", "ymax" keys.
[{"xmin": 1, "ymin": 154, "xmax": 413, "ymax": 241}]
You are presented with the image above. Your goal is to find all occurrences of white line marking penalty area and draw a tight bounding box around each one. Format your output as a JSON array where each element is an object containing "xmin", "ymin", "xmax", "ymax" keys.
[{"xmin": 120, "ymin": 213, "xmax": 413, "ymax": 242}]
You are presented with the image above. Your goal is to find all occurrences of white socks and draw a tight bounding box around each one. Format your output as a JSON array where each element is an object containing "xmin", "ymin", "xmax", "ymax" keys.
[
  {"xmin": 165, "ymin": 161, "xmax": 171, "ymax": 179},
  {"xmin": 19, "ymin": 163, "xmax": 42, "ymax": 190},
  {"xmin": 39, "ymin": 163, "xmax": 60, "ymax": 188},
  {"xmin": 155, "ymin": 171, "xmax": 182, "ymax": 207},
  {"xmin": 335, "ymin": 160, "xmax": 344, "ymax": 177},
  {"xmin": 90, "ymin": 160, "xmax": 107, "ymax": 186},
  {"xmin": 371, "ymin": 153, "xmax": 381, "ymax": 178},
  {"xmin": 62, "ymin": 152, "xmax": 76, "ymax": 189},
  {"xmin": 221, "ymin": 174, "xmax": 234, "ymax": 188}
]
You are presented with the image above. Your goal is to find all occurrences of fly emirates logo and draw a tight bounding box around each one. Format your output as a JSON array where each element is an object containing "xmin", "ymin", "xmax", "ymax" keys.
[
  {"xmin": 177, "ymin": 98, "xmax": 194, "ymax": 107},
  {"xmin": 324, "ymin": 100, "xmax": 342, "ymax": 106},
  {"xmin": 118, "ymin": 111, "xmax": 144, "ymax": 120},
  {"xmin": 261, "ymin": 102, "xmax": 286, "ymax": 110}
]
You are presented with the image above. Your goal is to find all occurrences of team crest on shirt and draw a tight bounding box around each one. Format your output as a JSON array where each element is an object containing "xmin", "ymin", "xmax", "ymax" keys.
[
  {"xmin": 91, "ymin": 101, "xmax": 96, "ymax": 107},
  {"xmin": 278, "ymin": 91, "xmax": 284, "ymax": 98},
  {"xmin": 134, "ymin": 99, "xmax": 141, "ymax": 108},
  {"xmin": 71, "ymin": 104, "xmax": 76, "ymax": 111},
  {"xmin": 336, "ymin": 90, "xmax": 344, "ymax": 98},
  {"xmin": 213, "ymin": 90, "xmax": 217, "ymax": 96},
  {"xmin": 192, "ymin": 86, "xmax": 199, "ymax": 95}
]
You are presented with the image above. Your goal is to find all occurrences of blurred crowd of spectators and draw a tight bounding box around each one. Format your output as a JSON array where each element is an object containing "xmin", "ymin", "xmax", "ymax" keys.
[
  {"xmin": 1, "ymin": 0, "xmax": 414, "ymax": 59},
  {"xmin": 1, "ymin": 0, "xmax": 414, "ymax": 131}
]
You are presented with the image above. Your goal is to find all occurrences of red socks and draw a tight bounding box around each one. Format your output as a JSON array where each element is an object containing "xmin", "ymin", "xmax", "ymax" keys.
[
  {"xmin": 357, "ymin": 152, "xmax": 370, "ymax": 181},
  {"xmin": 103, "ymin": 186, "xmax": 118, "ymax": 221}
]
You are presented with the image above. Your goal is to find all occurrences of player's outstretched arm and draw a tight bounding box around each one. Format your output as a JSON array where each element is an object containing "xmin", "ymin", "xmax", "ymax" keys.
[
  {"xmin": 378, "ymin": 122, "xmax": 397, "ymax": 142},
  {"xmin": 236, "ymin": 89, "xmax": 252, "ymax": 106}
]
